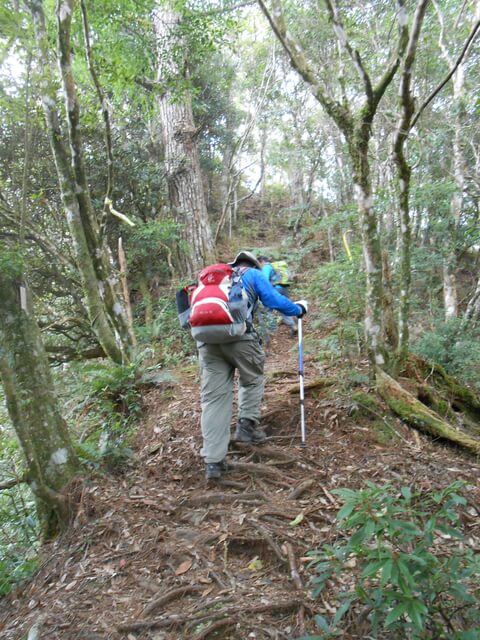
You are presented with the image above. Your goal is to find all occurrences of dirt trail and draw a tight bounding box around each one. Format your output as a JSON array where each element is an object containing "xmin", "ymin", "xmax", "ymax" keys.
[{"xmin": 2, "ymin": 324, "xmax": 480, "ymax": 639}]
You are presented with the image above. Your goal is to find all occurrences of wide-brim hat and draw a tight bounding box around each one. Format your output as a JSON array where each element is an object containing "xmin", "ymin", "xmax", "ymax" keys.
[{"xmin": 228, "ymin": 250, "xmax": 261, "ymax": 269}]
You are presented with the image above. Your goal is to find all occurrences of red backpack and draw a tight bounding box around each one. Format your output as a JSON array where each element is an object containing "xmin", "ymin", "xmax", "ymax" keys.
[{"xmin": 179, "ymin": 263, "xmax": 251, "ymax": 344}]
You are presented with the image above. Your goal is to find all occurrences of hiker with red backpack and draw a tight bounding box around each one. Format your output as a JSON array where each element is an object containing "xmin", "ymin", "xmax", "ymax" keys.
[
  {"xmin": 258, "ymin": 256, "xmax": 298, "ymax": 337},
  {"xmin": 176, "ymin": 250, "xmax": 307, "ymax": 480}
]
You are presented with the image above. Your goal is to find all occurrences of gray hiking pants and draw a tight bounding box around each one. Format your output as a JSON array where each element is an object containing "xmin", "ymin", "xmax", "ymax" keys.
[{"xmin": 198, "ymin": 338, "xmax": 265, "ymax": 463}]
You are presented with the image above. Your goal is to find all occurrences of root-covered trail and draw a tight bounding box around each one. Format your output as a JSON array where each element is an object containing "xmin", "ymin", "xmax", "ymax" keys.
[{"xmin": 2, "ymin": 325, "xmax": 480, "ymax": 639}]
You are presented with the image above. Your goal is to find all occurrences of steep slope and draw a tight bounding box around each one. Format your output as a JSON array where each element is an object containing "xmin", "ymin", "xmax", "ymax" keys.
[{"xmin": 1, "ymin": 323, "xmax": 480, "ymax": 639}]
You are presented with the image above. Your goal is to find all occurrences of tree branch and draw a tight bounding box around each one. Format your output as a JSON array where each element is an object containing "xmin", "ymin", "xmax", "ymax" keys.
[
  {"xmin": 0, "ymin": 210, "xmax": 77, "ymax": 272},
  {"xmin": 393, "ymin": 0, "xmax": 430, "ymax": 153},
  {"xmin": 323, "ymin": 0, "xmax": 373, "ymax": 101},
  {"xmin": 80, "ymin": 0, "xmax": 114, "ymax": 236},
  {"xmin": 256, "ymin": 0, "xmax": 352, "ymax": 135},
  {"xmin": 411, "ymin": 14, "xmax": 480, "ymax": 130},
  {"xmin": 0, "ymin": 475, "xmax": 27, "ymax": 491},
  {"xmin": 372, "ymin": 0, "xmax": 410, "ymax": 110}
]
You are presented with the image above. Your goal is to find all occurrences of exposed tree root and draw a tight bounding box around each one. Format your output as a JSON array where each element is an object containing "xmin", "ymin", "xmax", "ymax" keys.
[
  {"xmin": 266, "ymin": 370, "xmax": 296, "ymax": 382},
  {"xmin": 284, "ymin": 542, "xmax": 303, "ymax": 590},
  {"xmin": 229, "ymin": 461, "xmax": 295, "ymax": 482},
  {"xmin": 232, "ymin": 442, "xmax": 297, "ymax": 463},
  {"xmin": 288, "ymin": 478, "xmax": 315, "ymax": 499},
  {"xmin": 190, "ymin": 616, "xmax": 237, "ymax": 640},
  {"xmin": 143, "ymin": 585, "xmax": 204, "ymax": 617},
  {"xmin": 248, "ymin": 519, "xmax": 287, "ymax": 564},
  {"xmin": 181, "ymin": 491, "xmax": 266, "ymax": 507},
  {"xmin": 117, "ymin": 598, "xmax": 305, "ymax": 633}
]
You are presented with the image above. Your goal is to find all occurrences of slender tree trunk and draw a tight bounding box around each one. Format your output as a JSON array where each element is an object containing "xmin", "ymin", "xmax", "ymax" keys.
[
  {"xmin": 138, "ymin": 273, "xmax": 153, "ymax": 325},
  {"xmin": 465, "ymin": 277, "xmax": 480, "ymax": 321},
  {"xmin": 28, "ymin": 0, "xmax": 133, "ymax": 364},
  {"xmin": 351, "ymin": 142, "xmax": 387, "ymax": 366},
  {"xmin": 382, "ymin": 251, "xmax": 399, "ymax": 350},
  {"xmin": 321, "ymin": 201, "xmax": 335, "ymax": 262},
  {"xmin": 392, "ymin": 0, "xmax": 429, "ymax": 358},
  {"xmin": 434, "ymin": 0, "xmax": 471, "ymax": 319},
  {"xmin": 288, "ymin": 126, "xmax": 306, "ymax": 210},
  {"xmin": 442, "ymin": 66, "xmax": 465, "ymax": 320},
  {"xmin": 0, "ymin": 268, "xmax": 81, "ymax": 540},
  {"xmin": 259, "ymin": 124, "xmax": 268, "ymax": 205},
  {"xmin": 154, "ymin": 4, "xmax": 214, "ymax": 276}
]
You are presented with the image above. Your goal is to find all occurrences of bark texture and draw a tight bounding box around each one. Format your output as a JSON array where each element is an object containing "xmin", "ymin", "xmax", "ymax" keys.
[
  {"xmin": 0, "ymin": 268, "xmax": 81, "ymax": 540},
  {"xmin": 28, "ymin": 0, "xmax": 133, "ymax": 364},
  {"xmin": 154, "ymin": 4, "xmax": 214, "ymax": 276}
]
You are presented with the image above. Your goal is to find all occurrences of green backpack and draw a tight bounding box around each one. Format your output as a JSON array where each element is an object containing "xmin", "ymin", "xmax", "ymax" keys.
[{"xmin": 271, "ymin": 260, "xmax": 290, "ymax": 286}]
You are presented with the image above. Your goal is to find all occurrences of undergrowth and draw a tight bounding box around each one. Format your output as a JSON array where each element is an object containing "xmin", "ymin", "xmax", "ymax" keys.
[
  {"xmin": 0, "ymin": 429, "xmax": 38, "ymax": 596},
  {"xmin": 412, "ymin": 318, "xmax": 480, "ymax": 392},
  {"xmin": 303, "ymin": 481, "xmax": 480, "ymax": 639}
]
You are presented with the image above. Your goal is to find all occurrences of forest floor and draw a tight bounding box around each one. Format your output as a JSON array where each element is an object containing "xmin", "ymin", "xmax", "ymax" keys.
[{"xmin": 2, "ymin": 320, "xmax": 480, "ymax": 639}]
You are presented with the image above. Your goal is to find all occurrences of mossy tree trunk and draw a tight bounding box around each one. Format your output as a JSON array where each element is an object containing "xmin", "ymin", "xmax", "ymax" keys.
[
  {"xmin": 0, "ymin": 268, "xmax": 82, "ymax": 540},
  {"xmin": 27, "ymin": 0, "xmax": 133, "ymax": 364}
]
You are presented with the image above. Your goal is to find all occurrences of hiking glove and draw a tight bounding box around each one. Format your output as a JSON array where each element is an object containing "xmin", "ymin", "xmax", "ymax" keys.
[{"xmin": 295, "ymin": 300, "xmax": 308, "ymax": 317}]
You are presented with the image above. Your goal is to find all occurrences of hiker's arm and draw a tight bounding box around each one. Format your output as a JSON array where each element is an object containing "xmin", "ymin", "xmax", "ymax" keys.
[{"xmin": 253, "ymin": 271, "xmax": 303, "ymax": 316}]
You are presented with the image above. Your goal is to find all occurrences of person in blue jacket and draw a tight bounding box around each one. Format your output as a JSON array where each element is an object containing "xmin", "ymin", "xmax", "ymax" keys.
[
  {"xmin": 258, "ymin": 255, "xmax": 298, "ymax": 336},
  {"xmin": 199, "ymin": 250, "xmax": 308, "ymax": 480}
]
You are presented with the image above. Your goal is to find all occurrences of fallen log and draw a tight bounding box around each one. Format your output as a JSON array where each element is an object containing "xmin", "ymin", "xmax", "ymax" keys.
[{"xmin": 376, "ymin": 368, "xmax": 480, "ymax": 455}]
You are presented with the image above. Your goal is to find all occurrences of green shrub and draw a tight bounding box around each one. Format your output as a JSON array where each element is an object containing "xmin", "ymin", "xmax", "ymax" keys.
[
  {"xmin": 125, "ymin": 219, "xmax": 185, "ymax": 285},
  {"xmin": 309, "ymin": 246, "xmax": 365, "ymax": 321},
  {"xmin": 303, "ymin": 481, "xmax": 480, "ymax": 639},
  {"xmin": 413, "ymin": 319, "xmax": 480, "ymax": 390},
  {"xmin": 0, "ymin": 489, "xmax": 39, "ymax": 597},
  {"xmin": 63, "ymin": 357, "xmax": 151, "ymax": 470},
  {"xmin": 137, "ymin": 296, "xmax": 195, "ymax": 364}
]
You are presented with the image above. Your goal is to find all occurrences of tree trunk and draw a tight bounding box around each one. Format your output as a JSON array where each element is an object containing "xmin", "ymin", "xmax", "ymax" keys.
[
  {"xmin": 28, "ymin": 0, "xmax": 133, "ymax": 364},
  {"xmin": 382, "ymin": 251, "xmax": 399, "ymax": 350},
  {"xmin": 153, "ymin": 4, "xmax": 214, "ymax": 276},
  {"xmin": 352, "ymin": 147, "xmax": 386, "ymax": 367},
  {"xmin": 0, "ymin": 268, "xmax": 81, "ymax": 540},
  {"xmin": 392, "ymin": 0, "xmax": 429, "ymax": 358},
  {"xmin": 434, "ymin": 0, "xmax": 470, "ymax": 320}
]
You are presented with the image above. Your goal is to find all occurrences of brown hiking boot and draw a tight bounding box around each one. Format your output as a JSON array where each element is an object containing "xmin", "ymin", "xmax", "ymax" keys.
[{"xmin": 233, "ymin": 418, "xmax": 267, "ymax": 444}]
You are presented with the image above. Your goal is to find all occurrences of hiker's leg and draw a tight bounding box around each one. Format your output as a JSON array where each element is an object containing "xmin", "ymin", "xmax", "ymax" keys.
[
  {"xmin": 280, "ymin": 312, "xmax": 296, "ymax": 328},
  {"xmin": 230, "ymin": 339, "xmax": 265, "ymax": 424},
  {"xmin": 199, "ymin": 344, "xmax": 234, "ymax": 463}
]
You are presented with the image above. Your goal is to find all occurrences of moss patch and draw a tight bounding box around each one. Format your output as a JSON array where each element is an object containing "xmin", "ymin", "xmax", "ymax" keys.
[{"xmin": 350, "ymin": 391, "xmax": 381, "ymax": 417}]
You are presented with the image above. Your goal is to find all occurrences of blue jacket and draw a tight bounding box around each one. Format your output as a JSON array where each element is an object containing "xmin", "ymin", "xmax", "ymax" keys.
[
  {"xmin": 261, "ymin": 263, "xmax": 288, "ymax": 296},
  {"xmin": 241, "ymin": 268, "xmax": 302, "ymax": 317}
]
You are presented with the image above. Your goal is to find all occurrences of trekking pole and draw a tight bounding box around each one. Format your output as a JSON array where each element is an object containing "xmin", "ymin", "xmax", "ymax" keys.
[{"xmin": 298, "ymin": 316, "xmax": 306, "ymax": 447}]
